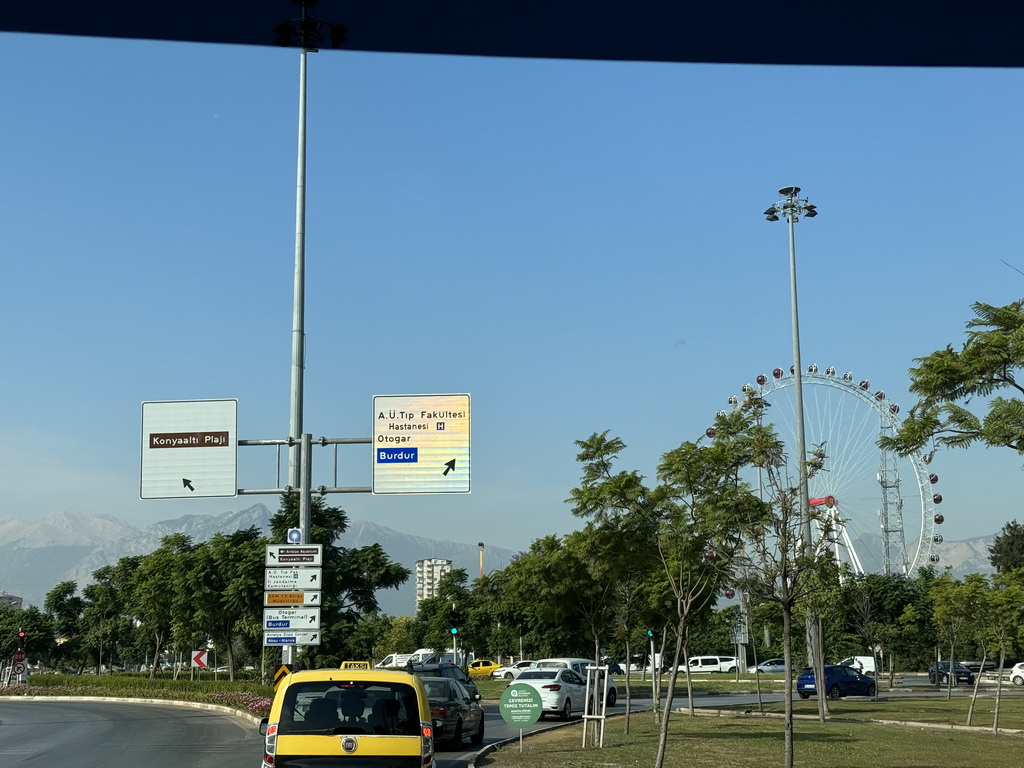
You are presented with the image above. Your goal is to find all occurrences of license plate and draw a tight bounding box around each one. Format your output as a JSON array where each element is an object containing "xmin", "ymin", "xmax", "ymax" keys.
[{"xmin": 801, "ymin": 684, "xmax": 814, "ymax": 689}]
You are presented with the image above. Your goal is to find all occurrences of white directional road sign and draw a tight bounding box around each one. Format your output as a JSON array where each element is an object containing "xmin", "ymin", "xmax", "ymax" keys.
[
  {"xmin": 264, "ymin": 630, "xmax": 321, "ymax": 647},
  {"xmin": 264, "ymin": 591, "xmax": 321, "ymax": 607},
  {"xmin": 141, "ymin": 399, "xmax": 237, "ymax": 499},
  {"xmin": 372, "ymin": 393, "xmax": 471, "ymax": 494},
  {"xmin": 264, "ymin": 567, "xmax": 322, "ymax": 591},
  {"xmin": 265, "ymin": 544, "xmax": 323, "ymax": 566},
  {"xmin": 263, "ymin": 607, "xmax": 321, "ymax": 630}
]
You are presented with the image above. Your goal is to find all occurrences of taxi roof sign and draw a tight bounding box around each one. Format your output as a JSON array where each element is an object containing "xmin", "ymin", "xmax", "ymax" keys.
[{"xmin": 339, "ymin": 660, "xmax": 371, "ymax": 670}]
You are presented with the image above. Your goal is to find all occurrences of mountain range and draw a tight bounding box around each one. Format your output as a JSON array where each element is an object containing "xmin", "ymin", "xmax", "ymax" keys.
[
  {"xmin": 0, "ymin": 505, "xmax": 521, "ymax": 616},
  {"xmin": 0, "ymin": 507, "xmax": 997, "ymax": 615}
]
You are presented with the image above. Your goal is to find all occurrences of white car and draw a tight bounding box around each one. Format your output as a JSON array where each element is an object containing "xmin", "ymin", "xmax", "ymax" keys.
[
  {"xmin": 1010, "ymin": 662, "xmax": 1024, "ymax": 686},
  {"xmin": 534, "ymin": 657, "xmax": 618, "ymax": 706},
  {"xmin": 515, "ymin": 668, "xmax": 588, "ymax": 720},
  {"xmin": 492, "ymin": 660, "xmax": 537, "ymax": 680}
]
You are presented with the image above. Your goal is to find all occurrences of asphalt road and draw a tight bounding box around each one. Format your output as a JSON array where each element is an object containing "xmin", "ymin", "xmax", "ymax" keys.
[{"xmin": 0, "ymin": 699, "xmax": 262, "ymax": 768}]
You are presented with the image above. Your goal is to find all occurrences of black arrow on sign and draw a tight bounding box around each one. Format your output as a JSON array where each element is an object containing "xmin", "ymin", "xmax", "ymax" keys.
[
  {"xmin": 182, "ymin": 479, "xmax": 195, "ymax": 491},
  {"xmin": 443, "ymin": 459, "xmax": 456, "ymax": 475}
]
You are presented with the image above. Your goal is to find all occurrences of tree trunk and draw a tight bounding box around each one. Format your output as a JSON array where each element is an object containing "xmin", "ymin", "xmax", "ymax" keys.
[
  {"xmin": 653, "ymin": 619, "xmax": 685, "ymax": 768},
  {"xmin": 623, "ymin": 637, "xmax": 632, "ymax": 733},
  {"xmin": 781, "ymin": 603, "xmax": 795, "ymax": 768},
  {"xmin": 993, "ymin": 646, "xmax": 1006, "ymax": 734}
]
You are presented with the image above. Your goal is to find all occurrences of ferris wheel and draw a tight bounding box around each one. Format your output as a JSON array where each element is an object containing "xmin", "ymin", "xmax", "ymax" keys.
[{"xmin": 718, "ymin": 365, "xmax": 945, "ymax": 576}]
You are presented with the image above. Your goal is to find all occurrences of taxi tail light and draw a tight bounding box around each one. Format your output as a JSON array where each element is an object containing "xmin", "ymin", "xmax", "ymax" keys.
[
  {"xmin": 263, "ymin": 721, "xmax": 278, "ymax": 767},
  {"xmin": 420, "ymin": 721, "xmax": 435, "ymax": 763},
  {"xmin": 542, "ymin": 684, "xmax": 561, "ymax": 691}
]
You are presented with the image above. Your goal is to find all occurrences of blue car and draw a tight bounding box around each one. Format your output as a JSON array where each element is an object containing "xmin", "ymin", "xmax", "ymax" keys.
[{"xmin": 797, "ymin": 664, "xmax": 877, "ymax": 699}]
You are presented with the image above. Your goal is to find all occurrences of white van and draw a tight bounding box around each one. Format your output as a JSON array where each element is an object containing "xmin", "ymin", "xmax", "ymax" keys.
[
  {"xmin": 374, "ymin": 652, "xmax": 413, "ymax": 669},
  {"xmin": 837, "ymin": 655, "xmax": 876, "ymax": 675},
  {"xmin": 684, "ymin": 655, "xmax": 739, "ymax": 673}
]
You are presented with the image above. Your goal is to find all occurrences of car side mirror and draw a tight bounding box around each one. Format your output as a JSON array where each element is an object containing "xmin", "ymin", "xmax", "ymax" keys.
[{"xmin": 259, "ymin": 717, "xmax": 269, "ymax": 735}]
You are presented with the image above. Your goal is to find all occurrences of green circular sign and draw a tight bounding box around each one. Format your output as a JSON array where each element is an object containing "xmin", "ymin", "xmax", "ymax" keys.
[{"xmin": 499, "ymin": 683, "xmax": 543, "ymax": 727}]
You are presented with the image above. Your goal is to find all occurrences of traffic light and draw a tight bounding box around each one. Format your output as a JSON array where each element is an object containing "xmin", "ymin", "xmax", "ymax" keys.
[
  {"xmin": 646, "ymin": 628, "xmax": 654, "ymax": 639},
  {"xmin": 17, "ymin": 629, "xmax": 26, "ymax": 645},
  {"xmin": 448, "ymin": 609, "xmax": 465, "ymax": 636}
]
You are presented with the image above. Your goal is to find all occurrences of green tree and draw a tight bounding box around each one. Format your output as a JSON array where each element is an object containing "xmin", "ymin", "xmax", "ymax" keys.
[
  {"xmin": 570, "ymin": 415, "xmax": 760, "ymax": 768},
  {"xmin": 929, "ymin": 573, "xmax": 988, "ymax": 699},
  {"xmin": 44, "ymin": 580, "xmax": 86, "ymax": 672},
  {"xmin": 989, "ymin": 520, "xmax": 1024, "ymax": 573},
  {"xmin": 133, "ymin": 533, "xmax": 195, "ymax": 678},
  {"xmin": 880, "ymin": 299, "xmax": 1024, "ymax": 457},
  {"xmin": 188, "ymin": 527, "xmax": 265, "ymax": 680}
]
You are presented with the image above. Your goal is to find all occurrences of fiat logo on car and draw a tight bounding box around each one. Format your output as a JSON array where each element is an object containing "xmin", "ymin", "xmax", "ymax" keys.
[{"xmin": 341, "ymin": 736, "xmax": 357, "ymax": 753}]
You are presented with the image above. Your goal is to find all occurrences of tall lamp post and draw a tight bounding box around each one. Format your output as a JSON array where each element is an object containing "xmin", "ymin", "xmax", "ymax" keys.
[{"xmin": 763, "ymin": 186, "xmax": 818, "ymax": 667}]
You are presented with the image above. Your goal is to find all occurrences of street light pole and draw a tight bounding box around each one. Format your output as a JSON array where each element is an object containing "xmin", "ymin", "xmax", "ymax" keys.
[{"xmin": 764, "ymin": 186, "xmax": 818, "ymax": 668}]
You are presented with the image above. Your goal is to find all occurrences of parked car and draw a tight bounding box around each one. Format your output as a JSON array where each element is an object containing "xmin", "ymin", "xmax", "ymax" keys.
[
  {"xmin": 515, "ymin": 668, "xmax": 589, "ymax": 721},
  {"xmin": 409, "ymin": 663, "xmax": 479, "ymax": 700},
  {"xmin": 928, "ymin": 661, "xmax": 975, "ymax": 686},
  {"xmin": 836, "ymin": 656, "xmax": 876, "ymax": 675},
  {"xmin": 960, "ymin": 659, "xmax": 998, "ymax": 673},
  {"xmin": 466, "ymin": 659, "xmax": 501, "ymax": 677},
  {"xmin": 534, "ymin": 657, "xmax": 618, "ymax": 706},
  {"xmin": 683, "ymin": 655, "xmax": 739, "ymax": 673},
  {"xmin": 748, "ymin": 658, "xmax": 786, "ymax": 674},
  {"xmin": 420, "ymin": 676, "xmax": 485, "ymax": 749},
  {"xmin": 797, "ymin": 664, "xmax": 877, "ymax": 699},
  {"xmin": 1009, "ymin": 662, "xmax": 1024, "ymax": 686},
  {"xmin": 492, "ymin": 660, "xmax": 536, "ymax": 680}
]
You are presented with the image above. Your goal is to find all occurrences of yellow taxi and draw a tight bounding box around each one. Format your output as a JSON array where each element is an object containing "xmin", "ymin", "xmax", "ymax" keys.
[
  {"xmin": 466, "ymin": 659, "xmax": 501, "ymax": 678},
  {"xmin": 260, "ymin": 665, "xmax": 437, "ymax": 768}
]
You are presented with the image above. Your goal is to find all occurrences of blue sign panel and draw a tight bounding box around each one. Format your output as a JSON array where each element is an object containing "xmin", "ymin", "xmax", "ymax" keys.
[
  {"xmin": 267, "ymin": 620, "xmax": 291, "ymax": 628},
  {"xmin": 377, "ymin": 448, "xmax": 418, "ymax": 463}
]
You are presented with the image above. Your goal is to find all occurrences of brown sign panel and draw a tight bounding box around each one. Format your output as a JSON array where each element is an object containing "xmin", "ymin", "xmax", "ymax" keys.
[{"xmin": 150, "ymin": 431, "xmax": 230, "ymax": 448}]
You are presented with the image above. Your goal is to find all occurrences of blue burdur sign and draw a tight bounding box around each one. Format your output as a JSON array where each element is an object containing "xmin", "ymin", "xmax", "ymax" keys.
[{"xmin": 377, "ymin": 448, "xmax": 419, "ymax": 463}]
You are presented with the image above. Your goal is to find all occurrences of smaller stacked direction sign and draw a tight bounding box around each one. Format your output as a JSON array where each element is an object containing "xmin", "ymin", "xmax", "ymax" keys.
[{"xmin": 263, "ymin": 544, "xmax": 323, "ymax": 646}]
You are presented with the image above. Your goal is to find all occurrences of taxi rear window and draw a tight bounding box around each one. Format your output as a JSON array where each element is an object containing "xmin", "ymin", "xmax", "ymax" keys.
[{"xmin": 279, "ymin": 680, "xmax": 420, "ymax": 737}]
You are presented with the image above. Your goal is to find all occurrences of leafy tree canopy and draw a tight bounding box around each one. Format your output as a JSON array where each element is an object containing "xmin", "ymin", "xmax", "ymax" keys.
[
  {"xmin": 881, "ymin": 299, "xmax": 1024, "ymax": 456},
  {"xmin": 989, "ymin": 519, "xmax": 1024, "ymax": 573}
]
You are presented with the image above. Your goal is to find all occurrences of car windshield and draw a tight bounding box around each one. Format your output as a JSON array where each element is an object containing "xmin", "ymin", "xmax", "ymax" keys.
[
  {"xmin": 518, "ymin": 670, "xmax": 557, "ymax": 680},
  {"xmin": 800, "ymin": 667, "xmax": 813, "ymax": 675}
]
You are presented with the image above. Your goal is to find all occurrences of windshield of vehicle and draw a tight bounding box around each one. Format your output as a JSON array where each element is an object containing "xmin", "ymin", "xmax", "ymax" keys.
[
  {"xmin": 279, "ymin": 681, "xmax": 420, "ymax": 737},
  {"xmin": 518, "ymin": 670, "xmax": 557, "ymax": 680}
]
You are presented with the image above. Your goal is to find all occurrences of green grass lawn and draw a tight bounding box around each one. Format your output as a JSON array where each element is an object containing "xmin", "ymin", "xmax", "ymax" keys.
[{"xmin": 481, "ymin": 707, "xmax": 1024, "ymax": 768}]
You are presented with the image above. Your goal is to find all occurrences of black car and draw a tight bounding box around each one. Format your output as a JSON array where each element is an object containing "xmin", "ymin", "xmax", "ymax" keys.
[
  {"xmin": 408, "ymin": 662, "xmax": 480, "ymax": 700},
  {"xmin": 796, "ymin": 664, "xmax": 877, "ymax": 699},
  {"xmin": 420, "ymin": 676, "xmax": 485, "ymax": 749},
  {"xmin": 929, "ymin": 661, "xmax": 975, "ymax": 686}
]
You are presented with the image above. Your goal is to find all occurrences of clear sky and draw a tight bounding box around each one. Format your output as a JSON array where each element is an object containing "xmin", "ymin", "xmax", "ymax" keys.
[{"xmin": 3, "ymin": 32, "xmax": 1024, "ymax": 569}]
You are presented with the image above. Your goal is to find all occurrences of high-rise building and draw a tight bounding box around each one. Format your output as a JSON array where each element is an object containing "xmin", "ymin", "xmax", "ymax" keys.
[{"xmin": 415, "ymin": 558, "xmax": 452, "ymax": 608}]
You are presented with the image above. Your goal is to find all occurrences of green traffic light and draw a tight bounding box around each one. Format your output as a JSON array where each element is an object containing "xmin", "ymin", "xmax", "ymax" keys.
[{"xmin": 451, "ymin": 627, "xmax": 458, "ymax": 635}]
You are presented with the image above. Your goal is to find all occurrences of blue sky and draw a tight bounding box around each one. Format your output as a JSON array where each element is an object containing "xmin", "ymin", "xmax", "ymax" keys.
[{"xmin": 3, "ymin": 32, "xmax": 1024, "ymax": 569}]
